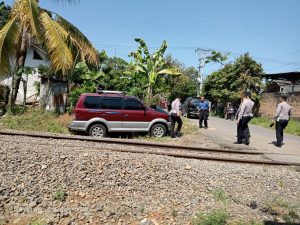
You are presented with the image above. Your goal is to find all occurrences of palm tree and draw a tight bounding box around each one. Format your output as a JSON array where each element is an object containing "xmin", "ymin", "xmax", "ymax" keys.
[
  {"xmin": 0, "ymin": 0, "xmax": 98, "ymax": 105},
  {"xmin": 128, "ymin": 38, "xmax": 181, "ymax": 102}
]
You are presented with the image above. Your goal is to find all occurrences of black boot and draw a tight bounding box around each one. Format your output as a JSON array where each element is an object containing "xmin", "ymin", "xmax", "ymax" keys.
[{"xmin": 243, "ymin": 139, "xmax": 250, "ymax": 146}]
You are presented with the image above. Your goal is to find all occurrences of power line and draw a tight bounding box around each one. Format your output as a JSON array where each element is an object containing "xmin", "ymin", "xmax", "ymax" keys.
[
  {"xmin": 94, "ymin": 42, "xmax": 300, "ymax": 66},
  {"xmin": 195, "ymin": 48, "xmax": 211, "ymax": 96}
]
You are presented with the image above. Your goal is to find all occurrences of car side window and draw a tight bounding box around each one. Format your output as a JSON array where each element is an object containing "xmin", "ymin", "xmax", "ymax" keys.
[
  {"xmin": 84, "ymin": 96, "xmax": 101, "ymax": 109},
  {"xmin": 102, "ymin": 97, "xmax": 122, "ymax": 110},
  {"xmin": 124, "ymin": 98, "xmax": 144, "ymax": 110}
]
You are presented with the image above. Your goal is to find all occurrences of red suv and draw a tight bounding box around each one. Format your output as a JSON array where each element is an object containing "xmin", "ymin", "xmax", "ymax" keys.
[{"xmin": 69, "ymin": 92, "xmax": 171, "ymax": 138}]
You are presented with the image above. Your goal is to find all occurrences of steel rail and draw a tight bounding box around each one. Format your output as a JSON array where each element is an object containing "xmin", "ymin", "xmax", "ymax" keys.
[
  {"xmin": 1, "ymin": 131, "xmax": 299, "ymax": 166},
  {"xmin": 0, "ymin": 131, "xmax": 265, "ymax": 155}
]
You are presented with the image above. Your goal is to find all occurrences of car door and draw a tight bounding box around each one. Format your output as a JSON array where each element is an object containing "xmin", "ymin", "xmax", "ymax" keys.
[
  {"xmin": 122, "ymin": 98, "xmax": 149, "ymax": 131},
  {"xmin": 101, "ymin": 97, "xmax": 123, "ymax": 131}
]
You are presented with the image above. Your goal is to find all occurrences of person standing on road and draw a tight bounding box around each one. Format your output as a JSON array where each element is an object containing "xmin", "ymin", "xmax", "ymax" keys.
[
  {"xmin": 197, "ymin": 96, "xmax": 210, "ymax": 129},
  {"xmin": 235, "ymin": 92, "xmax": 254, "ymax": 145},
  {"xmin": 273, "ymin": 95, "xmax": 292, "ymax": 147},
  {"xmin": 170, "ymin": 96, "xmax": 183, "ymax": 138}
]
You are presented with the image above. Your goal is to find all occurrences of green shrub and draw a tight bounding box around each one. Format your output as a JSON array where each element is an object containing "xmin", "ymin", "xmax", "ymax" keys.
[
  {"xmin": 212, "ymin": 188, "xmax": 227, "ymax": 202},
  {"xmin": 264, "ymin": 197, "xmax": 299, "ymax": 223},
  {"xmin": 67, "ymin": 80, "xmax": 96, "ymax": 113},
  {"xmin": 53, "ymin": 186, "xmax": 67, "ymax": 201},
  {"xmin": 193, "ymin": 209, "xmax": 229, "ymax": 225}
]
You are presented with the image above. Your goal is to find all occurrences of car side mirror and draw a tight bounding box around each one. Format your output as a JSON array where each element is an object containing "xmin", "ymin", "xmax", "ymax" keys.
[{"xmin": 150, "ymin": 104, "xmax": 157, "ymax": 109}]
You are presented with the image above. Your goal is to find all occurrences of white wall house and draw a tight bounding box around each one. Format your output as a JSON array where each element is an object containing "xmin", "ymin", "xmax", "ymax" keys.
[{"xmin": 1, "ymin": 44, "xmax": 50, "ymax": 104}]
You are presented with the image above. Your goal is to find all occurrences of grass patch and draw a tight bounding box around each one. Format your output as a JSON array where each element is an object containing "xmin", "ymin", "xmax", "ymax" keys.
[
  {"xmin": 137, "ymin": 117, "xmax": 199, "ymax": 142},
  {"xmin": 0, "ymin": 108, "xmax": 71, "ymax": 134},
  {"xmin": 250, "ymin": 117, "xmax": 300, "ymax": 136},
  {"xmin": 212, "ymin": 187, "xmax": 228, "ymax": 202},
  {"xmin": 28, "ymin": 218, "xmax": 47, "ymax": 225},
  {"xmin": 0, "ymin": 219, "xmax": 7, "ymax": 225},
  {"xmin": 170, "ymin": 208, "xmax": 178, "ymax": 217},
  {"xmin": 53, "ymin": 186, "xmax": 67, "ymax": 201},
  {"xmin": 193, "ymin": 209, "xmax": 229, "ymax": 225},
  {"xmin": 263, "ymin": 197, "xmax": 300, "ymax": 223}
]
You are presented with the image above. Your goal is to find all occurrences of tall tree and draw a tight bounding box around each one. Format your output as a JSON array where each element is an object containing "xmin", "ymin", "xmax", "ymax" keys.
[
  {"xmin": 0, "ymin": 0, "xmax": 98, "ymax": 106},
  {"xmin": 204, "ymin": 53, "xmax": 263, "ymax": 106},
  {"xmin": 128, "ymin": 38, "xmax": 181, "ymax": 102},
  {"xmin": 164, "ymin": 54, "xmax": 198, "ymax": 101}
]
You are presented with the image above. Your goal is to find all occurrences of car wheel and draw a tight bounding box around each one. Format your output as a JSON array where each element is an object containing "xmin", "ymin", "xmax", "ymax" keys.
[
  {"xmin": 150, "ymin": 124, "xmax": 167, "ymax": 138},
  {"xmin": 88, "ymin": 124, "xmax": 107, "ymax": 138}
]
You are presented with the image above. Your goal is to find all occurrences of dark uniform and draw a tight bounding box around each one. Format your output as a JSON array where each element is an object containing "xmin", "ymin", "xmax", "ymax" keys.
[{"xmin": 197, "ymin": 100, "xmax": 209, "ymax": 128}]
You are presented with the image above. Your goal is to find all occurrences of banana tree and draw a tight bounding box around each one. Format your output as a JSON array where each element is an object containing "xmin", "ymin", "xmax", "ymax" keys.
[
  {"xmin": 72, "ymin": 61, "xmax": 104, "ymax": 83},
  {"xmin": 0, "ymin": 0, "xmax": 98, "ymax": 108},
  {"xmin": 128, "ymin": 38, "xmax": 181, "ymax": 102}
]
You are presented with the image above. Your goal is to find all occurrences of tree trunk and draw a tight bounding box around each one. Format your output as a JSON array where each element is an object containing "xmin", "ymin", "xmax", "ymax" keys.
[
  {"xmin": 147, "ymin": 85, "xmax": 152, "ymax": 103},
  {"xmin": 12, "ymin": 27, "xmax": 28, "ymax": 104},
  {"xmin": 9, "ymin": 73, "xmax": 15, "ymax": 112},
  {"xmin": 22, "ymin": 75, "xmax": 28, "ymax": 111}
]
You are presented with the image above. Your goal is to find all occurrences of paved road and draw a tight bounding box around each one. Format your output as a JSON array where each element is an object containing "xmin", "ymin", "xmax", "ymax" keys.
[{"xmin": 188, "ymin": 116, "xmax": 300, "ymax": 163}]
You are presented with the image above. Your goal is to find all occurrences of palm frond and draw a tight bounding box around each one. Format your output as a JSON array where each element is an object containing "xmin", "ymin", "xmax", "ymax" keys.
[
  {"xmin": 40, "ymin": 11, "xmax": 73, "ymax": 73},
  {"xmin": 11, "ymin": 0, "xmax": 41, "ymax": 40},
  {"xmin": 55, "ymin": 14, "xmax": 98, "ymax": 65},
  {"xmin": 0, "ymin": 17, "xmax": 20, "ymax": 75}
]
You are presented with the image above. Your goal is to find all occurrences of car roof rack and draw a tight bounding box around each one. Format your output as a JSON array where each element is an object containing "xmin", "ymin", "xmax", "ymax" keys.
[{"xmin": 96, "ymin": 90, "xmax": 124, "ymax": 95}]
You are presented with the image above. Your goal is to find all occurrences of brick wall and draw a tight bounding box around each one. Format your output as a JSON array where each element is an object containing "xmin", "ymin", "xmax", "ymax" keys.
[{"xmin": 259, "ymin": 92, "xmax": 300, "ymax": 119}]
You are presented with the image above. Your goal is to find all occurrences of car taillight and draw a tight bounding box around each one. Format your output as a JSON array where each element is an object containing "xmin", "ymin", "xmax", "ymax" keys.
[{"xmin": 72, "ymin": 113, "xmax": 76, "ymax": 120}]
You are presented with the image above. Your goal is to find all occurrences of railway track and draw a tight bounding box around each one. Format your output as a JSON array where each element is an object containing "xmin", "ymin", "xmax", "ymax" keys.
[{"xmin": 1, "ymin": 131, "xmax": 299, "ymax": 166}]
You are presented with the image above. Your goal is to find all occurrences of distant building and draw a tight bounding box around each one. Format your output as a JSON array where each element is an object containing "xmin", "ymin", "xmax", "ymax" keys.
[
  {"xmin": 0, "ymin": 44, "xmax": 68, "ymax": 112},
  {"xmin": 259, "ymin": 72, "xmax": 300, "ymax": 119},
  {"xmin": 1, "ymin": 44, "xmax": 50, "ymax": 103}
]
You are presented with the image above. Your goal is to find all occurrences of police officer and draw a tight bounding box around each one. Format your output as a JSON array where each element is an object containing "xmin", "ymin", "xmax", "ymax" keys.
[
  {"xmin": 273, "ymin": 95, "xmax": 292, "ymax": 147},
  {"xmin": 170, "ymin": 96, "xmax": 183, "ymax": 138},
  {"xmin": 235, "ymin": 92, "xmax": 254, "ymax": 145},
  {"xmin": 197, "ymin": 96, "xmax": 210, "ymax": 129}
]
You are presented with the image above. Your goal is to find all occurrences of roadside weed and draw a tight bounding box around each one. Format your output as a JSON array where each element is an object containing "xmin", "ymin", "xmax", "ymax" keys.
[
  {"xmin": 212, "ymin": 187, "xmax": 227, "ymax": 202},
  {"xmin": 192, "ymin": 209, "xmax": 229, "ymax": 225},
  {"xmin": 53, "ymin": 186, "xmax": 67, "ymax": 201},
  {"xmin": 264, "ymin": 197, "xmax": 299, "ymax": 223},
  {"xmin": 28, "ymin": 218, "xmax": 47, "ymax": 225}
]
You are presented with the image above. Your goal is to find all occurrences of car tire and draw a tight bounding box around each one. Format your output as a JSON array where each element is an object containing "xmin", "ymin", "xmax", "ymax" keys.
[
  {"xmin": 150, "ymin": 124, "xmax": 167, "ymax": 138},
  {"xmin": 88, "ymin": 124, "xmax": 107, "ymax": 138}
]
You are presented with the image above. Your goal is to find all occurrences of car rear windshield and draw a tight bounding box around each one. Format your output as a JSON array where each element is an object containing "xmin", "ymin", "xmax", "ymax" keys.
[
  {"xmin": 191, "ymin": 99, "xmax": 200, "ymax": 104},
  {"xmin": 83, "ymin": 96, "xmax": 101, "ymax": 109}
]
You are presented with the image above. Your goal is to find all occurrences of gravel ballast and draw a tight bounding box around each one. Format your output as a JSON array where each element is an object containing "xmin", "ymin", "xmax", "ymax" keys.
[{"xmin": 0, "ymin": 134, "xmax": 300, "ymax": 225}]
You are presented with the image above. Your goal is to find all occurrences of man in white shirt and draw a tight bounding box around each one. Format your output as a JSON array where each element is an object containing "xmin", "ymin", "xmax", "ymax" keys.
[
  {"xmin": 273, "ymin": 95, "xmax": 292, "ymax": 147},
  {"xmin": 235, "ymin": 92, "xmax": 254, "ymax": 145},
  {"xmin": 170, "ymin": 96, "xmax": 183, "ymax": 138}
]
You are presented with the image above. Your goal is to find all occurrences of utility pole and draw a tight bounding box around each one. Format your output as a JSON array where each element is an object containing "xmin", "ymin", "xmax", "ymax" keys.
[{"xmin": 195, "ymin": 48, "xmax": 210, "ymax": 96}]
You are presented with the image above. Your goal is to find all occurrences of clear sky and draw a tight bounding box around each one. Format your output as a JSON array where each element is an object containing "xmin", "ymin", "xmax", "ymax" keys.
[{"xmin": 4, "ymin": 0, "xmax": 300, "ymax": 75}]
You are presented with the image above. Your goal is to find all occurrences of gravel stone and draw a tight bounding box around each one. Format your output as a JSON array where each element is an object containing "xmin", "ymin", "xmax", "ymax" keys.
[{"xmin": 0, "ymin": 133, "xmax": 299, "ymax": 224}]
